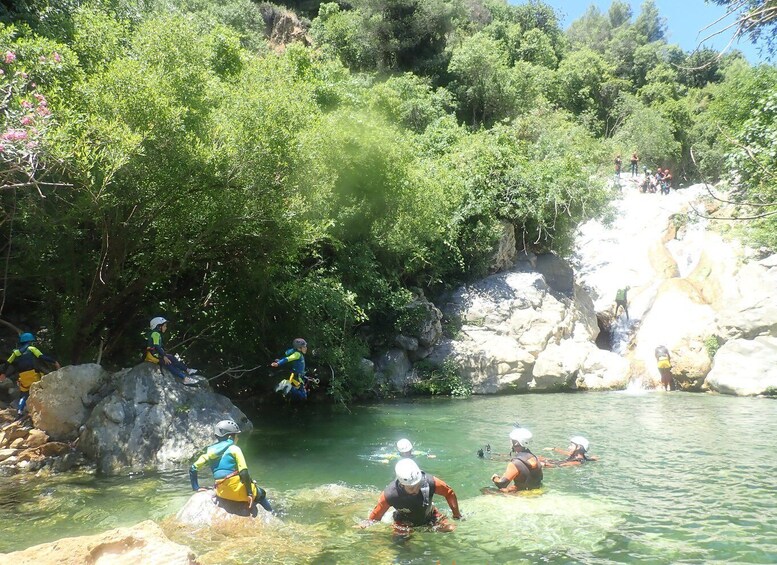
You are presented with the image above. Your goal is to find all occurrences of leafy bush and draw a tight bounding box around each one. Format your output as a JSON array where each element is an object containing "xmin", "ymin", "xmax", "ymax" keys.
[{"xmin": 412, "ymin": 360, "xmax": 471, "ymax": 397}]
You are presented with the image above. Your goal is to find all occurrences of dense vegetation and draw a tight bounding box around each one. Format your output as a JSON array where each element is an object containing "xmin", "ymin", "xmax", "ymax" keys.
[{"xmin": 0, "ymin": 0, "xmax": 774, "ymax": 402}]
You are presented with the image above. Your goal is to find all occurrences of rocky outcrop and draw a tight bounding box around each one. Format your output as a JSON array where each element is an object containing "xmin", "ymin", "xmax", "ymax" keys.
[
  {"xmin": 28, "ymin": 363, "xmax": 111, "ymax": 441},
  {"xmin": 0, "ymin": 410, "xmax": 85, "ymax": 475},
  {"xmin": 492, "ymin": 220, "xmax": 517, "ymax": 272},
  {"xmin": 259, "ymin": 3, "xmax": 311, "ymax": 49},
  {"xmin": 175, "ymin": 491, "xmax": 278, "ymax": 528},
  {"xmin": 704, "ymin": 336, "xmax": 777, "ymax": 396},
  {"xmin": 0, "ymin": 520, "xmax": 198, "ymax": 565},
  {"xmin": 80, "ymin": 363, "xmax": 252, "ymax": 475}
]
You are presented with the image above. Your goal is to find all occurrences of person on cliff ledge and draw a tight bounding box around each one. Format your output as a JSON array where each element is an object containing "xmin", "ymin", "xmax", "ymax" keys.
[
  {"xmin": 542, "ymin": 436, "xmax": 598, "ymax": 467},
  {"xmin": 272, "ymin": 338, "xmax": 317, "ymax": 401},
  {"xmin": 655, "ymin": 345, "xmax": 673, "ymax": 391},
  {"xmin": 614, "ymin": 287, "xmax": 630, "ymax": 320},
  {"xmin": 0, "ymin": 332, "xmax": 60, "ymax": 418},
  {"xmin": 488, "ymin": 427, "xmax": 543, "ymax": 492},
  {"xmin": 357, "ymin": 458, "xmax": 462, "ymax": 536},
  {"xmin": 144, "ymin": 317, "xmax": 199, "ymax": 386},
  {"xmin": 190, "ymin": 419, "xmax": 273, "ymax": 516}
]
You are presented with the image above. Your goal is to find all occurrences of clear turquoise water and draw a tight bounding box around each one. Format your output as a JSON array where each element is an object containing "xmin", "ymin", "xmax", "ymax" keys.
[{"xmin": 1, "ymin": 392, "xmax": 776, "ymax": 564}]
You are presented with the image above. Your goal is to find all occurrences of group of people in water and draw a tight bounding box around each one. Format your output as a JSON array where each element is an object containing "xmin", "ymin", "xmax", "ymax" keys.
[
  {"xmin": 187, "ymin": 422, "xmax": 597, "ymax": 536},
  {"xmin": 614, "ymin": 153, "xmax": 673, "ymax": 194}
]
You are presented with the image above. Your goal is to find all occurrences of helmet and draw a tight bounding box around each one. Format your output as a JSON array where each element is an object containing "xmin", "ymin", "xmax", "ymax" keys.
[
  {"xmin": 395, "ymin": 458, "xmax": 422, "ymax": 487},
  {"xmin": 149, "ymin": 317, "xmax": 167, "ymax": 330},
  {"xmin": 570, "ymin": 436, "xmax": 589, "ymax": 452},
  {"xmin": 509, "ymin": 427, "xmax": 532, "ymax": 447},
  {"xmin": 396, "ymin": 438, "xmax": 413, "ymax": 453},
  {"xmin": 18, "ymin": 332, "xmax": 35, "ymax": 344},
  {"xmin": 293, "ymin": 338, "xmax": 307, "ymax": 349},
  {"xmin": 214, "ymin": 419, "xmax": 241, "ymax": 438}
]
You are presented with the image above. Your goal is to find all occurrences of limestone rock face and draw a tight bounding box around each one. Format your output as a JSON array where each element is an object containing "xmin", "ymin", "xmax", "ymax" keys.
[
  {"xmin": 0, "ymin": 520, "xmax": 198, "ymax": 565},
  {"xmin": 79, "ymin": 363, "xmax": 252, "ymax": 475},
  {"xmin": 374, "ymin": 349, "xmax": 414, "ymax": 392},
  {"xmin": 28, "ymin": 363, "xmax": 111, "ymax": 441},
  {"xmin": 491, "ymin": 220, "xmax": 517, "ymax": 273},
  {"xmin": 705, "ymin": 336, "xmax": 777, "ymax": 396}
]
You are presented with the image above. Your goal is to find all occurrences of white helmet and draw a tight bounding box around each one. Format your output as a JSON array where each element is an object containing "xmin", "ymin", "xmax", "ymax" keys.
[
  {"xmin": 396, "ymin": 438, "xmax": 413, "ymax": 454},
  {"xmin": 569, "ymin": 436, "xmax": 589, "ymax": 452},
  {"xmin": 509, "ymin": 427, "xmax": 532, "ymax": 447},
  {"xmin": 149, "ymin": 316, "xmax": 167, "ymax": 330},
  {"xmin": 395, "ymin": 458, "xmax": 422, "ymax": 487}
]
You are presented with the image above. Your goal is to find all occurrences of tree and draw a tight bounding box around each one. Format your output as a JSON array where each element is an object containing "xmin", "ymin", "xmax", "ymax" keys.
[
  {"xmin": 634, "ymin": 0, "xmax": 666, "ymax": 43},
  {"xmin": 707, "ymin": 0, "xmax": 777, "ymax": 57}
]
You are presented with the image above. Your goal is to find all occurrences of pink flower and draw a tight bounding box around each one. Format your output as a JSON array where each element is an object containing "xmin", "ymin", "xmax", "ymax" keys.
[
  {"xmin": 36, "ymin": 105, "xmax": 50, "ymax": 117},
  {"xmin": 0, "ymin": 69, "xmax": 4, "ymax": 76},
  {"xmin": 0, "ymin": 144, "xmax": 5, "ymax": 153},
  {"xmin": 20, "ymin": 115, "xmax": 34, "ymax": 126},
  {"xmin": 20, "ymin": 72, "xmax": 27, "ymax": 79},
  {"xmin": 2, "ymin": 129, "xmax": 27, "ymax": 141},
  {"xmin": 26, "ymin": 141, "xmax": 38, "ymax": 149},
  {"xmin": 39, "ymin": 55, "xmax": 46, "ymax": 63},
  {"xmin": 29, "ymin": 82, "xmax": 36, "ymax": 89},
  {"xmin": 4, "ymin": 51, "xmax": 15, "ymax": 64},
  {"xmin": 34, "ymin": 93, "xmax": 45, "ymax": 101},
  {"xmin": 21, "ymin": 100, "xmax": 33, "ymax": 109},
  {"xmin": 52, "ymin": 52, "xmax": 61, "ymax": 63}
]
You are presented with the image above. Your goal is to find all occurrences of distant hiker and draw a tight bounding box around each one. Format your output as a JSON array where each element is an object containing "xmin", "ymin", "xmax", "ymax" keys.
[
  {"xmin": 272, "ymin": 338, "xmax": 315, "ymax": 401},
  {"xmin": 661, "ymin": 169, "xmax": 672, "ymax": 195},
  {"xmin": 640, "ymin": 172, "xmax": 651, "ymax": 193},
  {"xmin": 542, "ymin": 436, "xmax": 598, "ymax": 468},
  {"xmin": 655, "ymin": 345, "xmax": 673, "ymax": 391},
  {"xmin": 630, "ymin": 153, "xmax": 639, "ymax": 176},
  {"xmin": 358, "ymin": 458, "xmax": 461, "ymax": 535},
  {"xmin": 614, "ymin": 155, "xmax": 622, "ymax": 178},
  {"xmin": 145, "ymin": 317, "xmax": 199, "ymax": 385},
  {"xmin": 190, "ymin": 419, "xmax": 273, "ymax": 516},
  {"xmin": 614, "ymin": 287, "xmax": 630, "ymax": 320},
  {"xmin": 0, "ymin": 332, "xmax": 60, "ymax": 418},
  {"xmin": 490, "ymin": 427, "xmax": 543, "ymax": 492}
]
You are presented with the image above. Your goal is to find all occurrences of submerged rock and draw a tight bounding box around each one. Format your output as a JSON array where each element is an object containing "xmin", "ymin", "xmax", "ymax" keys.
[
  {"xmin": 175, "ymin": 490, "xmax": 278, "ymax": 528},
  {"xmin": 79, "ymin": 363, "xmax": 251, "ymax": 475},
  {"xmin": 0, "ymin": 520, "xmax": 198, "ymax": 564}
]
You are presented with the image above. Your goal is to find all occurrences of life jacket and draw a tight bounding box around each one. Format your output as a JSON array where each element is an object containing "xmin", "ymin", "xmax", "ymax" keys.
[
  {"xmin": 510, "ymin": 451, "xmax": 543, "ymax": 490},
  {"xmin": 657, "ymin": 356, "xmax": 671, "ymax": 369},
  {"xmin": 144, "ymin": 330, "xmax": 162, "ymax": 363},
  {"xmin": 383, "ymin": 473, "xmax": 436, "ymax": 526},
  {"xmin": 203, "ymin": 439, "xmax": 257, "ymax": 502},
  {"xmin": 615, "ymin": 288, "xmax": 627, "ymax": 302},
  {"xmin": 282, "ymin": 348, "xmax": 306, "ymax": 386}
]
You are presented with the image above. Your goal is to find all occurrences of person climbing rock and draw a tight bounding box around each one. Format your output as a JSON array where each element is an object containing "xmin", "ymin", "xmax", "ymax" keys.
[
  {"xmin": 542, "ymin": 436, "xmax": 598, "ymax": 467},
  {"xmin": 655, "ymin": 345, "xmax": 673, "ymax": 391},
  {"xmin": 358, "ymin": 458, "xmax": 461, "ymax": 535},
  {"xmin": 614, "ymin": 155, "xmax": 622, "ymax": 178},
  {"xmin": 0, "ymin": 332, "xmax": 60, "ymax": 418},
  {"xmin": 614, "ymin": 287, "xmax": 630, "ymax": 320},
  {"xmin": 272, "ymin": 338, "xmax": 316, "ymax": 401},
  {"xmin": 630, "ymin": 153, "xmax": 639, "ymax": 177},
  {"xmin": 489, "ymin": 428, "xmax": 543, "ymax": 492},
  {"xmin": 189, "ymin": 419, "xmax": 272, "ymax": 517},
  {"xmin": 144, "ymin": 317, "xmax": 199, "ymax": 385}
]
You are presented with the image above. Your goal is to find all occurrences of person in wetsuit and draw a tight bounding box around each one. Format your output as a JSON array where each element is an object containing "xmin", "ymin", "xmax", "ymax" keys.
[
  {"xmin": 542, "ymin": 436, "xmax": 597, "ymax": 467},
  {"xmin": 189, "ymin": 419, "xmax": 273, "ymax": 517},
  {"xmin": 272, "ymin": 338, "xmax": 310, "ymax": 400},
  {"xmin": 655, "ymin": 345, "xmax": 673, "ymax": 391},
  {"xmin": 0, "ymin": 332, "xmax": 60, "ymax": 417},
  {"xmin": 490, "ymin": 427, "xmax": 543, "ymax": 492},
  {"xmin": 359, "ymin": 458, "xmax": 462, "ymax": 535},
  {"xmin": 145, "ymin": 317, "xmax": 199, "ymax": 385}
]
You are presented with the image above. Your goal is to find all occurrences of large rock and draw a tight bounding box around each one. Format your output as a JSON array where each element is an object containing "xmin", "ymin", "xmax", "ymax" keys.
[
  {"xmin": 79, "ymin": 363, "xmax": 252, "ymax": 475},
  {"xmin": 577, "ymin": 348, "xmax": 629, "ymax": 390},
  {"xmin": 704, "ymin": 336, "xmax": 777, "ymax": 396},
  {"xmin": 374, "ymin": 349, "xmax": 413, "ymax": 391},
  {"xmin": 28, "ymin": 364, "xmax": 111, "ymax": 441},
  {"xmin": 491, "ymin": 220, "xmax": 517, "ymax": 272},
  {"xmin": 175, "ymin": 491, "xmax": 278, "ymax": 528},
  {"xmin": 0, "ymin": 520, "xmax": 198, "ymax": 565},
  {"xmin": 531, "ymin": 341, "xmax": 587, "ymax": 390},
  {"xmin": 715, "ymin": 260, "xmax": 777, "ymax": 340}
]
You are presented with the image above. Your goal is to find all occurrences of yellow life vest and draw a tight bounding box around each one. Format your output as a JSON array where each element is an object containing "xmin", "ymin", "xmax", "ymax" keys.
[
  {"xmin": 144, "ymin": 350, "xmax": 160, "ymax": 364},
  {"xmin": 657, "ymin": 356, "xmax": 671, "ymax": 369},
  {"xmin": 18, "ymin": 369, "xmax": 41, "ymax": 392},
  {"xmin": 215, "ymin": 472, "xmax": 258, "ymax": 502}
]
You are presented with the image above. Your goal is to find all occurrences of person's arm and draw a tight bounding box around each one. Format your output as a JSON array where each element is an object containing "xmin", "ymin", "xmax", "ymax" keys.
[
  {"xmin": 275, "ymin": 351, "xmax": 301, "ymax": 367},
  {"xmin": 365, "ymin": 492, "xmax": 391, "ymax": 523},
  {"xmin": 492, "ymin": 461, "xmax": 519, "ymax": 489},
  {"xmin": 30, "ymin": 347, "xmax": 61, "ymax": 370},
  {"xmin": 189, "ymin": 451, "xmax": 212, "ymax": 491},
  {"xmin": 433, "ymin": 477, "xmax": 461, "ymax": 518},
  {"xmin": 0, "ymin": 351, "xmax": 18, "ymax": 379}
]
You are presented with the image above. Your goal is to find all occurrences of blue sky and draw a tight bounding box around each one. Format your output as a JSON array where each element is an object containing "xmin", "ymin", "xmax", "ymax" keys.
[{"xmin": 533, "ymin": 0, "xmax": 768, "ymax": 63}]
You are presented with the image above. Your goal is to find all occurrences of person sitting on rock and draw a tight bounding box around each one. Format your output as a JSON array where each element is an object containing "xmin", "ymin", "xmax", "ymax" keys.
[
  {"xmin": 272, "ymin": 338, "xmax": 315, "ymax": 401},
  {"xmin": 189, "ymin": 419, "xmax": 272, "ymax": 516},
  {"xmin": 489, "ymin": 427, "xmax": 543, "ymax": 492},
  {"xmin": 542, "ymin": 436, "xmax": 598, "ymax": 467},
  {"xmin": 0, "ymin": 332, "xmax": 60, "ymax": 418},
  {"xmin": 614, "ymin": 287, "xmax": 630, "ymax": 320},
  {"xmin": 358, "ymin": 458, "xmax": 461, "ymax": 536},
  {"xmin": 655, "ymin": 345, "xmax": 673, "ymax": 391},
  {"xmin": 144, "ymin": 317, "xmax": 199, "ymax": 386}
]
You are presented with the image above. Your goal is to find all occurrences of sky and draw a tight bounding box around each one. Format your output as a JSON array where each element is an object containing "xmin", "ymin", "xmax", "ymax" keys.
[{"xmin": 534, "ymin": 0, "xmax": 769, "ymax": 63}]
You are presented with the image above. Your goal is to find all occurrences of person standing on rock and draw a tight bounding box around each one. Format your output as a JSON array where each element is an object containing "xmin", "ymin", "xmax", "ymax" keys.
[
  {"xmin": 358, "ymin": 458, "xmax": 462, "ymax": 535},
  {"xmin": 630, "ymin": 153, "xmax": 639, "ymax": 177},
  {"xmin": 272, "ymin": 338, "xmax": 315, "ymax": 401},
  {"xmin": 189, "ymin": 419, "xmax": 273, "ymax": 516},
  {"xmin": 488, "ymin": 427, "xmax": 543, "ymax": 492},
  {"xmin": 655, "ymin": 345, "xmax": 673, "ymax": 391},
  {"xmin": 144, "ymin": 317, "xmax": 199, "ymax": 386},
  {"xmin": 614, "ymin": 287, "xmax": 630, "ymax": 320},
  {"xmin": 614, "ymin": 155, "xmax": 622, "ymax": 178},
  {"xmin": 0, "ymin": 332, "xmax": 60, "ymax": 418}
]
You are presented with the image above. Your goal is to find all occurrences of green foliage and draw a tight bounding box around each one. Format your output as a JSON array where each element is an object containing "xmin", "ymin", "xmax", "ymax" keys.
[
  {"xmin": 412, "ymin": 360, "xmax": 471, "ymax": 397},
  {"xmin": 704, "ymin": 335, "xmax": 721, "ymax": 360}
]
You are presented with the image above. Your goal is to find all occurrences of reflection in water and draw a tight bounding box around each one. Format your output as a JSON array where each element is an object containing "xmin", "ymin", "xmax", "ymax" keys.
[{"xmin": 0, "ymin": 395, "xmax": 776, "ymax": 563}]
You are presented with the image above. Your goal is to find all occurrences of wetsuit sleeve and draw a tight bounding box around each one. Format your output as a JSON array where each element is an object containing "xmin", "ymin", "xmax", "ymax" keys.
[
  {"xmin": 433, "ymin": 478, "xmax": 461, "ymax": 518},
  {"xmin": 494, "ymin": 462, "xmax": 520, "ymax": 489},
  {"xmin": 231, "ymin": 446, "xmax": 254, "ymax": 499},
  {"xmin": 189, "ymin": 450, "xmax": 212, "ymax": 490},
  {"xmin": 368, "ymin": 492, "xmax": 391, "ymax": 521},
  {"xmin": 276, "ymin": 351, "xmax": 301, "ymax": 366}
]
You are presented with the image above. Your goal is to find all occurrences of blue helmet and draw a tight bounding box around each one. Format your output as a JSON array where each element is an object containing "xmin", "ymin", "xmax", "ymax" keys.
[{"xmin": 18, "ymin": 332, "xmax": 35, "ymax": 344}]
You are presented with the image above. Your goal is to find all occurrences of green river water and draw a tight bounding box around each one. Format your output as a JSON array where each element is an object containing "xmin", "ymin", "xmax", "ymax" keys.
[{"xmin": 1, "ymin": 392, "xmax": 776, "ymax": 564}]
